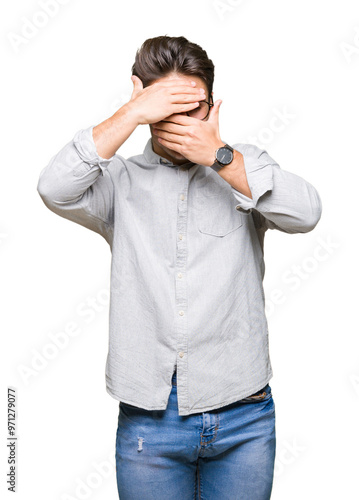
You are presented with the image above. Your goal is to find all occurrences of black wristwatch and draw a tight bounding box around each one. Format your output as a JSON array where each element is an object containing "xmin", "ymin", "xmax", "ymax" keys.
[{"xmin": 211, "ymin": 144, "xmax": 234, "ymax": 172}]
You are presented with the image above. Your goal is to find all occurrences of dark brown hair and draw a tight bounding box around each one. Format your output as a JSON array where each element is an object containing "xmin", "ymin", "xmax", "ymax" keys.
[{"xmin": 131, "ymin": 35, "xmax": 215, "ymax": 100}]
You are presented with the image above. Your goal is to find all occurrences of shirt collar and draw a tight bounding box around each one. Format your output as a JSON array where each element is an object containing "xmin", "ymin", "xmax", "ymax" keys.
[{"xmin": 143, "ymin": 138, "xmax": 196, "ymax": 169}]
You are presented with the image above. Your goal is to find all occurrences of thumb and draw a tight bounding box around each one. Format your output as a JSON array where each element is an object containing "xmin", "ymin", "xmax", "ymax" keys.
[
  {"xmin": 130, "ymin": 75, "xmax": 143, "ymax": 98},
  {"xmin": 208, "ymin": 99, "xmax": 222, "ymax": 123}
]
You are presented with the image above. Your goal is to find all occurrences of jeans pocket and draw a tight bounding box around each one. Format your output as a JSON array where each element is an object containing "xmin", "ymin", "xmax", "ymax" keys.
[
  {"xmin": 241, "ymin": 384, "xmax": 272, "ymax": 403},
  {"xmin": 120, "ymin": 401, "xmax": 140, "ymax": 412}
]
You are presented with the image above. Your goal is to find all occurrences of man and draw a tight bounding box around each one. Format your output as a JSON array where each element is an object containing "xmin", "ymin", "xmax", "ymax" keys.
[{"xmin": 37, "ymin": 35, "xmax": 322, "ymax": 499}]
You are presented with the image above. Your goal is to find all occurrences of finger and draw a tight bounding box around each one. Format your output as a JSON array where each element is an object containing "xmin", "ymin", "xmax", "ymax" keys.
[
  {"xmin": 130, "ymin": 75, "xmax": 143, "ymax": 100},
  {"xmin": 152, "ymin": 81, "xmax": 207, "ymax": 97},
  {"xmin": 165, "ymin": 102, "xmax": 202, "ymax": 117},
  {"xmin": 168, "ymin": 86, "xmax": 206, "ymax": 96},
  {"xmin": 208, "ymin": 99, "xmax": 222, "ymax": 123},
  {"xmin": 155, "ymin": 130, "xmax": 183, "ymax": 145},
  {"xmin": 157, "ymin": 136, "xmax": 182, "ymax": 151},
  {"xmin": 170, "ymin": 93, "xmax": 206, "ymax": 104},
  {"xmin": 153, "ymin": 122, "xmax": 187, "ymax": 136},
  {"xmin": 131, "ymin": 75, "xmax": 143, "ymax": 91},
  {"xmin": 159, "ymin": 114, "xmax": 195, "ymax": 126},
  {"xmin": 156, "ymin": 80, "xmax": 198, "ymax": 88}
]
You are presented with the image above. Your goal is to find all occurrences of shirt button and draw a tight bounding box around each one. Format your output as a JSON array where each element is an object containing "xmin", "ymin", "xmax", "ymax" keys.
[
  {"xmin": 179, "ymin": 234, "xmax": 183, "ymax": 240},
  {"xmin": 179, "ymin": 352, "xmax": 185, "ymax": 358},
  {"xmin": 178, "ymin": 273, "xmax": 183, "ymax": 278},
  {"xmin": 180, "ymin": 194, "xmax": 185, "ymax": 200},
  {"xmin": 179, "ymin": 310, "xmax": 184, "ymax": 316}
]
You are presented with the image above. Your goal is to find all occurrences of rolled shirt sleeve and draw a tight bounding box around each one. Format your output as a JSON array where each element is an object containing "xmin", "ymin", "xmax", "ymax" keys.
[
  {"xmin": 36, "ymin": 125, "xmax": 117, "ymax": 245},
  {"xmin": 231, "ymin": 143, "xmax": 322, "ymax": 234},
  {"xmin": 72, "ymin": 125, "xmax": 116, "ymax": 175}
]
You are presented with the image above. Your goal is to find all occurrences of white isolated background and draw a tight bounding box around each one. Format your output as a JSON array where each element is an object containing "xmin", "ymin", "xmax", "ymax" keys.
[{"xmin": 0, "ymin": 0, "xmax": 357, "ymax": 498}]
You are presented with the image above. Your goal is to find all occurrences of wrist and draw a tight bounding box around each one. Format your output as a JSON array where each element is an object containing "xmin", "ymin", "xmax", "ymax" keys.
[{"xmin": 114, "ymin": 101, "xmax": 141, "ymax": 128}]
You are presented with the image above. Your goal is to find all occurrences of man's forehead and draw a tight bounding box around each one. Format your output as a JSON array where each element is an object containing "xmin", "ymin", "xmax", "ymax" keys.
[
  {"xmin": 155, "ymin": 74, "xmax": 203, "ymax": 85},
  {"xmin": 160, "ymin": 74, "xmax": 194, "ymax": 82}
]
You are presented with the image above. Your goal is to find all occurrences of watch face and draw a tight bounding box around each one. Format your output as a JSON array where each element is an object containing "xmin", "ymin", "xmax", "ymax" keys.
[{"xmin": 217, "ymin": 147, "xmax": 233, "ymax": 165}]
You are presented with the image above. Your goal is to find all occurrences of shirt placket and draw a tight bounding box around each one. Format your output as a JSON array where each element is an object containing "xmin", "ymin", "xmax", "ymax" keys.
[{"xmin": 174, "ymin": 165, "xmax": 190, "ymax": 413}]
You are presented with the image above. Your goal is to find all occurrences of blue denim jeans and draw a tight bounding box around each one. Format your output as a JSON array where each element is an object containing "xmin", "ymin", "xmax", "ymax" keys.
[{"xmin": 115, "ymin": 369, "xmax": 276, "ymax": 499}]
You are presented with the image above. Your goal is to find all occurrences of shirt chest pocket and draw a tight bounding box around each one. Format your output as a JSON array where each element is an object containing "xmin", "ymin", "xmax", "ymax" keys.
[{"xmin": 194, "ymin": 180, "xmax": 244, "ymax": 237}]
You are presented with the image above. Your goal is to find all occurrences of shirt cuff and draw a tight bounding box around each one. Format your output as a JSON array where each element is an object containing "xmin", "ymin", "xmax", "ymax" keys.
[
  {"xmin": 231, "ymin": 144, "xmax": 274, "ymax": 214},
  {"xmin": 72, "ymin": 125, "xmax": 116, "ymax": 175}
]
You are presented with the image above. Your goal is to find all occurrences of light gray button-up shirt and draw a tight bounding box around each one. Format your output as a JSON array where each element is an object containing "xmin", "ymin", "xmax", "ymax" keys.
[{"xmin": 37, "ymin": 125, "xmax": 322, "ymax": 415}]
